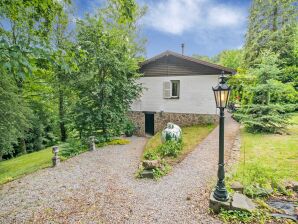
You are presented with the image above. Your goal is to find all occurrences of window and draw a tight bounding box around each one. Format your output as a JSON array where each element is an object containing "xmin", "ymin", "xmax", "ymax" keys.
[
  {"xmin": 163, "ymin": 80, "xmax": 180, "ymax": 99},
  {"xmin": 171, "ymin": 80, "xmax": 179, "ymax": 98}
]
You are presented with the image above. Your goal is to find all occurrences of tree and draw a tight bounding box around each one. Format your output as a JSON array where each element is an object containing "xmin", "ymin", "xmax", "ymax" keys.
[
  {"xmin": 50, "ymin": 4, "xmax": 78, "ymax": 142},
  {"xmin": 73, "ymin": 0, "xmax": 143, "ymax": 141},
  {"xmin": 244, "ymin": 0, "xmax": 297, "ymax": 67},
  {"xmin": 234, "ymin": 50, "xmax": 297, "ymax": 133},
  {"xmin": 217, "ymin": 49, "xmax": 243, "ymax": 70},
  {"xmin": 192, "ymin": 54, "xmax": 217, "ymax": 63},
  {"xmin": 0, "ymin": 74, "xmax": 30, "ymax": 160},
  {"xmin": 0, "ymin": 0, "xmax": 70, "ymax": 157}
]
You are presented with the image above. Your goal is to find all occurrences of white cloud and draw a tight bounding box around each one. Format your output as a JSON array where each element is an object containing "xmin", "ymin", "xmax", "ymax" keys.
[
  {"xmin": 206, "ymin": 5, "xmax": 244, "ymax": 27},
  {"xmin": 140, "ymin": 0, "xmax": 245, "ymax": 35}
]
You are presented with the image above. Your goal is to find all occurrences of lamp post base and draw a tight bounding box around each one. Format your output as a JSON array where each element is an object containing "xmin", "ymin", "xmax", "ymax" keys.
[
  {"xmin": 213, "ymin": 185, "xmax": 229, "ymax": 202},
  {"xmin": 209, "ymin": 191, "xmax": 231, "ymax": 213}
]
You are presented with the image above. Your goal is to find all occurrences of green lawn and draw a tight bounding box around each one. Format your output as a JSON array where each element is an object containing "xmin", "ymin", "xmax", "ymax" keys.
[
  {"xmin": 144, "ymin": 124, "xmax": 216, "ymax": 165},
  {"xmin": 228, "ymin": 113, "xmax": 298, "ymax": 191},
  {"xmin": 0, "ymin": 147, "xmax": 54, "ymax": 185}
]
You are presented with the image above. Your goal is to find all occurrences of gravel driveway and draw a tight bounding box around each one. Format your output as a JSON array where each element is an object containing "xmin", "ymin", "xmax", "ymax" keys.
[{"xmin": 0, "ymin": 115, "xmax": 239, "ymax": 224}]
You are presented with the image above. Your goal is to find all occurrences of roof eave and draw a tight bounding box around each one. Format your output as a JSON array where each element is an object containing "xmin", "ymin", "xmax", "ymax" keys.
[{"xmin": 140, "ymin": 50, "xmax": 236, "ymax": 75}]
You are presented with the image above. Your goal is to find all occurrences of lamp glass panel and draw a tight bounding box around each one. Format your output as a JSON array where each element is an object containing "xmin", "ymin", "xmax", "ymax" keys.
[
  {"xmin": 214, "ymin": 90, "xmax": 220, "ymax": 108},
  {"xmin": 221, "ymin": 90, "xmax": 228, "ymax": 108}
]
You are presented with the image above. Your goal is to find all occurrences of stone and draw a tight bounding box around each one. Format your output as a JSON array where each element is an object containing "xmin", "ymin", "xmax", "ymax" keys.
[
  {"xmin": 292, "ymin": 182, "xmax": 298, "ymax": 192},
  {"xmin": 142, "ymin": 160, "xmax": 160, "ymax": 169},
  {"xmin": 231, "ymin": 181, "xmax": 244, "ymax": 193},
  {"xmin": 231, "ymin": 192, "xmax": 256, "ymax": 213},
  {"xmin": 141, "ymin": 169, "xmax": 154, "ymax": 179},
  {"xmin": 271, "ymin": 213, "xmax": 298, "ymax": 222},
  {"xmin": 209, "ymin": 192, "xmax": 231, "ymax": 214},
  {"xmin": 285, "ymin": 181, "xmax": 298, "ymax": 192},
  {"xmin": 246, "ymin": 185, "xmax": 273, "ymax": 198},
  {"xmin": 267, "ymin": 199, "xmax": 296, "ymax": 216},
  {"xmin": 256, "ymin": 187, "xmax": 273, "ymax": 197},
  {"xmin": 161, "ymin": 123, "xmax": 182, "ymax": 143}
]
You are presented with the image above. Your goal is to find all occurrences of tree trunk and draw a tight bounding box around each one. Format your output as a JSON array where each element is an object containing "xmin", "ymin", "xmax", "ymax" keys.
[
  {"xmin": 19, "ymin": 138, "xmax": 27, "ymax": 154},
  {"xmin": 59, "ymin": 89, "xmax": 67, "ymax": 142}
]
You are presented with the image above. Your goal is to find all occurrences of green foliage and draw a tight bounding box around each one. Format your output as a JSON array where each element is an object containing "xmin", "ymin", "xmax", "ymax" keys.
[
  {"xmin": 234, "ymin": 50, "xmax": 296, "ymax": 133},
  {"xmin": 244, "ymin": 0, "xmax": 297, "ymax": 67},
  {"xmin": 0, "ymin": 0, "xmax": 69, "ymax": 158},
  {"xmin": 0, "ymin": 0, "xmax": 143, "ymax": 161},
  {"xmin": 228, "ymin": 115, "xmax": 298, "ymax": 197},
  {"xmin": 0, "ymin": 74, "xmax": 30, "ymax": 158},
  {"xmin": 143, "ymin": 124, "xmax": 215, "ymax": 163},
  {"xmin": 143, "ymin": 151, "xmax": 159, "ymax": 160},
  {"xmin": 218, "ymin": 49, "xmax": 243, "ymax": 69},
  {"xmin": 228, "ymin": 68, "xmax": 256, "ymax": 105},
  {"xmin": 0, "ymin": 146, "xmax": 54, "ymax": 185},
  {"xmin": 124, "ymin": 120, "xmax": 135, "ymax": 137},
  {"xmin": 140, "ymin": 125, "xmax": 215, "ymax": 179},
  {"xmin": 234, "ymin": 104, "xmax": 292, "ymax": 133},
  {"xmin": 108, "ymin": 138, "xmax": 130, "ymax": 145},
  {"xmin": 60, "ymin": 139, "xmax": 87, "ymax": 159},
  {"xmin": 157, "ymin": 140, "xmax": 183, "ymax": 158},
  {"xmin": 73, "ymin": 2, "xmax": 143, "ymax": 141},
  {"xmin": 219, "ymin": 209, "xmax": 270, "ymax": 224},
  {"xmin": 152, "ymin": 162, "xmax": 171, "ymax": 179},
  {"xmin": 96, "ymin": 138, "xmax": 130, "ymax": 147},
  {"xmin": 192, "ymin": 54, "xmax": 218, "ymax": 63}
]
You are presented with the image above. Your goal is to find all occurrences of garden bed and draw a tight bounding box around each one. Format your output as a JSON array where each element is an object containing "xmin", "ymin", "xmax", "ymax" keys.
[{"xmin": 138, "ymin": 124, "xmax": 215, "ymax": 178}]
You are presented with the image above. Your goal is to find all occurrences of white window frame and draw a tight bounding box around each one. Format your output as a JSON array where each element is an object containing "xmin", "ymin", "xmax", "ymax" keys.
[{"xmin": 163, "ymin": 80, "xmax": 180, "ymax": 99}]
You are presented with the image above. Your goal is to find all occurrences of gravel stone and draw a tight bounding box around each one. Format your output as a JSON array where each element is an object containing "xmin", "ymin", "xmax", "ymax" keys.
[{"xmin": 0, "ymin": 115, "xmax": 239, "ymax": 224}]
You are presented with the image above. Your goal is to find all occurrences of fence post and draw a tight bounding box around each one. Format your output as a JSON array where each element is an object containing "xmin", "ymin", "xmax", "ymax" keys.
[
  {"xmin": 52, "ymin": 146, "xmax": 60, "ymax": 167},
  {"xmin": 89, "ymin": 136, "xmax": 96, "ymax": 151}
]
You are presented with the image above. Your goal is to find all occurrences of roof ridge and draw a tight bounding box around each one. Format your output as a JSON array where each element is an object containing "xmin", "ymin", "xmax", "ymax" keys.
[{"xmin": 141, "ymin": 50, "xmax": 236, "ymax": 74}]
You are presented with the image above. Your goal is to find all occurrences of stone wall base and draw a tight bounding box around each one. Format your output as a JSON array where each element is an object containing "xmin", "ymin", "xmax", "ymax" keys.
[{"xmin": 128, "ymin": 111, "xmax": 218, "ymax": 137}]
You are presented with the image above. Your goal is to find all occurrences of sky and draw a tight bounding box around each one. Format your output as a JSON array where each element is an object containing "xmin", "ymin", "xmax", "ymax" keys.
[{"xmin": 74, "ymin": 0, "xmax": 252, "ymax": 58}]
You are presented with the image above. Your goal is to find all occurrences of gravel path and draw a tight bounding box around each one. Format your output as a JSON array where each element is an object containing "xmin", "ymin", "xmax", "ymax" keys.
[{"xmin": 0, "ymin": 115, "xmax": 239, "ymax": 224}]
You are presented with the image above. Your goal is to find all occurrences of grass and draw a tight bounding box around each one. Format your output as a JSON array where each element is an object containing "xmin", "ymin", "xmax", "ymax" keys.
[
  {"xmin": 143, "ymin": 124, "xmax": 216, "ymax": 165},
  {"xmin": 0, "ymin": 147, "xmax": 54, "ymax": 185},
  {"xmin": 228, "ymin": 113, "xmax": 298, "ymax": 191},
  {"xmin": 219, "ymin": 114, "xmax": 298, "ymax": 224}
]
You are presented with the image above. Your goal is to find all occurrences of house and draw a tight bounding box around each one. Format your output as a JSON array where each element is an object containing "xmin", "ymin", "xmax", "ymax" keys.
[{"xmin": 129, "ymin": 50, "xmax": 235, "ymax": 136}]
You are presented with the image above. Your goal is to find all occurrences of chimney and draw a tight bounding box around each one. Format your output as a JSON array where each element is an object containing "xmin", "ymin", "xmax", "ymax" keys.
[{"xmin": 181, "ymin": 43, "xmax": 185, "ymax": 55}]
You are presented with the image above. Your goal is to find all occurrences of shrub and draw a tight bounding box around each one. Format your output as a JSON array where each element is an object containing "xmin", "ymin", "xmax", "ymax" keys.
[
  {"xmin": 143, "ymin": 151, "xmax": 159, "ymax": 160},
  {"xmin": 124, "ymin": 120, "xmax": 135, "ymax": 137},
  {"xmin": 157, "ymin": 140, "xmax": 183, "ymax": 158},
  {"xmin": 97, "ymin": 138, "xmax": 130, "ymax": 147},
  {"xmin": 60, "ymin": 139, "xmax": 87, "ymax": 158},
  {"xmin": 108, "ymin": 138, "xmax": 130, "ymax": 145},
  {"xmin": 219, "ymin": 209, "xmax": 269, "ymax": 224},
  {"xmin": 152, "ymin": 163, "xmax": 171, "ymax": 179},
  {"xmin": 234, "ymin": 104, "xmax": 293, "ymax": 133}
]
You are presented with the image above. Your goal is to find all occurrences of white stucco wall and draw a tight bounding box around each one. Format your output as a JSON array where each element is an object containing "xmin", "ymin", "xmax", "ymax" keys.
[{"xmin": 130, "ymin": 75, "xmax": 219, "ymax": 115}]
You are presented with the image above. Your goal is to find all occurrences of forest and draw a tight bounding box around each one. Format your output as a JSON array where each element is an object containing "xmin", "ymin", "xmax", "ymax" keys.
[{"xmin": 0, "ymin": 0, "xmax": 297, "ymax": 161}]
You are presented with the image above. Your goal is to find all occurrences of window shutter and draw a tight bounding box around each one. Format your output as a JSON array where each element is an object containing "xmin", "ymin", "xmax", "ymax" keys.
[{"xmin": 163, "ymin": 81, "xmax": 171, "ymax": 98}]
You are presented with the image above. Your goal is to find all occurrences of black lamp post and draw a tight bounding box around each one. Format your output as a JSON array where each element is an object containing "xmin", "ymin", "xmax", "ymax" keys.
[{"xmin": 212, "ymin": 72, "xmax": 231, "ymax": 202}]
